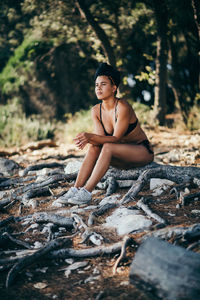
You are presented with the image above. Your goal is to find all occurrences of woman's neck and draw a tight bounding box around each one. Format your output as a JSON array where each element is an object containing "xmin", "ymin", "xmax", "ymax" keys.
[{"xmin": 102, "ymin": 97, "xmax": 117, "ymax": 110}]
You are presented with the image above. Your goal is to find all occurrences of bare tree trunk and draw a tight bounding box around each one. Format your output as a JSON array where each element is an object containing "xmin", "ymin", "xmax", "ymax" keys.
[
  {"xmin": 153, "ymin": 0, "xmax": 168, "ymax": 125},
  {"xmin": 191, "ymin": 0, "xmax": 200, "ymax": 90},
  {"xmin": 168, "ymin": 34, "xmax": 187, "ymax": 124},
  {"xmin": 75, "ymin": 0, "xmax": 116, "ymax": 67}
]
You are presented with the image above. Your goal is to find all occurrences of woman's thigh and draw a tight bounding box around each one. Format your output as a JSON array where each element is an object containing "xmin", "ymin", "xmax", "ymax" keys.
[{"xmin": 107, "ymin": 143, "xmax": 154, "ymax": 168}]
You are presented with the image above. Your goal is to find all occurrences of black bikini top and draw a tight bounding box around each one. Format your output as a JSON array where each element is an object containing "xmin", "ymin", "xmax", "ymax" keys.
[{"xmin": 99, "ymin": 100, "xmax": 138, "ymax": 136}]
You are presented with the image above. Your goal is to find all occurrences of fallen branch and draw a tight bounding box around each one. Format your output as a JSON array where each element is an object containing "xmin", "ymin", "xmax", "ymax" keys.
[
  {"xmin": 6, "ymin": 234, "xmax": 75, "ymax": 287},
  {"xmin": 21, "ymin": 162, "xmax": 65, "ymax": 176},
  {"xmin": 33, "ymin": 212, "xmax": 75, "ymax": 229},
  {"xmin": 136, "ymin": 197, "xmax": 166, "ymax": 224},
  {"xmin": 22, "ymin": 186, "xmax": 51, "ymax": 201},
  {"xmin": 49, "ymin": 240, "xmax": 128, "ymax": 259}
]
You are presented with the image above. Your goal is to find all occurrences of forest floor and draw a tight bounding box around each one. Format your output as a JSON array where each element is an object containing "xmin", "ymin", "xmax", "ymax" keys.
[{"xmin": 0, "ymin": 125, "xmax": 200, "ymax": 300}]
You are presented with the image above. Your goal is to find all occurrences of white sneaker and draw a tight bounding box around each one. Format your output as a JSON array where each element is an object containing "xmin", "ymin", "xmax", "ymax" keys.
[
  {"xmin": 68, "ymin": 188, "xmax": 92, "ymax": 205},
  {"xmin": 52, "ymin": 187, "xmax": 78, "ymax": 206}
]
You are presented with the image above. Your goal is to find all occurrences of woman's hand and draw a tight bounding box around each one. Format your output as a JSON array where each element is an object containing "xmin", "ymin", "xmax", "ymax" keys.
[{"xmin": 73, "ymin": 132, "xmax": 91, "ymax": 150}]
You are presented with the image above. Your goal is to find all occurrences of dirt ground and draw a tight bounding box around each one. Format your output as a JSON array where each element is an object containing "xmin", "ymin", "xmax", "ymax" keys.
[{"xmin": 0, "ymin": 126, "xmax": 200, "ymax": 300}]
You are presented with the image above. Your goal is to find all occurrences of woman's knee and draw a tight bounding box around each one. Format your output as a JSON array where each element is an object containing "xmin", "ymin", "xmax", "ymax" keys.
[
  {"xmin": 101, "ymin": 143, "xmax": 113, "ymax": 154},
  {"xmin": 88, "ymin": 144, "xmax": 101, "ymax": 156}
]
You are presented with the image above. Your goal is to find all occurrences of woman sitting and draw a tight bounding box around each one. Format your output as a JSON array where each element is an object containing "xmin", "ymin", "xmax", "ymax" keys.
[{"xmin": 57, "ymin": 63, "xmax": 154, "ymax": 205}]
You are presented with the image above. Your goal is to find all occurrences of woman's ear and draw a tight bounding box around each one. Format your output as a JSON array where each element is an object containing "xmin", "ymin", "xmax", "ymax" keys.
[{"xmin": 112, "ymin": 85, "xmax": 117, "ymax": 94}]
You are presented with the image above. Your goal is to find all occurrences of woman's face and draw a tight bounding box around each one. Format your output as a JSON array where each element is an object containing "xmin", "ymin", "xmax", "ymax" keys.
[{"xmin": 95, "ymin": 75, "xmax": 117, "ymax": 100}]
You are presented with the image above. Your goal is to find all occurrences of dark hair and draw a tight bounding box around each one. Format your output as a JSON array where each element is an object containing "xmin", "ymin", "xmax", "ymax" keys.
[{"xmin": 94, "ymin": 63, "xmax": 121, "ymax": 87}]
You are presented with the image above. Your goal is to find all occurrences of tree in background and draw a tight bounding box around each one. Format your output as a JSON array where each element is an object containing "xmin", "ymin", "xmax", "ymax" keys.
[{"xmin": 0, "ymin": 0, "xmax": 199, "ymax": 127}]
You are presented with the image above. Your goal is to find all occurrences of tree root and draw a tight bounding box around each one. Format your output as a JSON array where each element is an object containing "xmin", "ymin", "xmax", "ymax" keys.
[
  {"xmin": 112, "ymin": 235, "xmax": 135, "ymax": 274},
  {"xmin": 6, "ymin": 234, "xmax": 76, "ymax": 287},
  {"xmin": 120, "ymin": 166, "xmax": 194, "ymax": 204},
  {"xmin": 49, "ymin": 239, "xmax": 130, "ymax": 259}
]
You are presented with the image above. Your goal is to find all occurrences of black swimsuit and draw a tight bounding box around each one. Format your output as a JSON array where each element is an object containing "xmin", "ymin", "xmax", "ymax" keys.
[
  {"xmin": 99, "ymin": 101, "xmax": 154, "ymax": 154},
  {"xmin": 99, "ymin": 101, "xmax": 138, "ymax": 136}
]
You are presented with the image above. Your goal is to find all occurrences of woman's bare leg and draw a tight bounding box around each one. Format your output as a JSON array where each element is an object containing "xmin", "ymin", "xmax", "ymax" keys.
[
  {"xmin": 74, "ymin": 145, "xmax": 101, "ymax": 188},
  {"xmin": 85, "ymin": 143, "xmax": 153, "ymax": 192}
]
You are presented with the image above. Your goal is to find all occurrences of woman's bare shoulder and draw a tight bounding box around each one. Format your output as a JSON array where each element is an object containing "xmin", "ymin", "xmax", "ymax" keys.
[
  {"xmin": 91, "ymin": 103, "xmax": 100, "ymax": 117},
  {"xmin": 117, "ymin": 99, "xmax": 133, "ymax": 111}
]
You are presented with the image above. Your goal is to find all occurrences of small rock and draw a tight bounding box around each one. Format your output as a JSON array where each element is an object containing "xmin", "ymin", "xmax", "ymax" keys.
[
  {"xmin": 120, "ymin": 281, "xmax": 129, "ymax": 286},
  {"xmin": 33, "ymin": 241, "xmax": 43, "ymax": 249},
  {"xmin": 65, "ymin": 258, "xmax": 74, "ymax": 264},
  {"xmin": 191, "ymin": 210, "xmax": 200, "ymax": 214},
  {"xmin": 64, "ymin": 161, "xmax": 82, "ymax": 174},
  {"xmin": 36, "ymin": 267, "xmax": 48, "ymax": 273},
  {"xmin": 104, "ymin": 207, "xmax": 152, "ymax": 235},
  {"xmin": 89, "ymin": 232, "xmax": 103, "ymax": 246},
  {"xmin": 34, "ymin": 282, "xmax": 48, "ymax": 289},
  {"xmin": 99, "ymin": 194, "xmax": 121, "ymax": 206},
  {"xmin": 150, "ymin": 178, "xmax": 175, "ymax": 190},
  {"xmin": 0, "ymin": 158, "xmax": 20, "ymax": 176}
]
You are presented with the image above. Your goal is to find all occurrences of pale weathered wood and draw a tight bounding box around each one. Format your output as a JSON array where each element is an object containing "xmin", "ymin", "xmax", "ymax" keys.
[
  {"xmin": 49, "ymin": 240, "xmax": 128, "ymax": 259},
  {"xmin": 104, "ymin": 162, "xmax": 200, "ymax": 182},
  {"xmin": 136, "ymin": 198, "xmax": 166, "ymax": 224},
  {"xmin": 33, "ymin": 212, "xmax": 75, "ymax": 229}
]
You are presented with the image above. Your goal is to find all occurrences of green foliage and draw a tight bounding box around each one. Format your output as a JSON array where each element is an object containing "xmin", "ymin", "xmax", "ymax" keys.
[
  {"xmin": 0, "ymin": 0, "xmax": 199, "ymax": 130},
  {"xmin": 135, "ymin": 65, "xmax": 156, "ymax": 86},
  {"xmin": 0, "ymin": 99, "xmax": 55, "ymax": 147},
  {"xmin": 0, "ymin": 37, "xmax": 52, "ymax": 95}
]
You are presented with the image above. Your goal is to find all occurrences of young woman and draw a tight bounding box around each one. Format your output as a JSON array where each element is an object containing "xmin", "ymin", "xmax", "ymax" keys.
[{"xmin": 56, "ymin": 63, "xmax": 154, "ymax": 205}]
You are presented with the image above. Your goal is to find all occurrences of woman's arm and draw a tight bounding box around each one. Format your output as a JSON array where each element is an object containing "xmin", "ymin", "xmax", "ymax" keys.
[{"xmin": 74, "ymin": 102, "xmax": 132, "ymax": 149}]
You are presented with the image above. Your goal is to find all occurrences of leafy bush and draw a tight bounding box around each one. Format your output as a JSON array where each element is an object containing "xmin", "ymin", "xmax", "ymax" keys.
[
  {"xmin": 0, "ymin": 99, "xmax": 55, "ymax": 147},
  {"xmin": 0, "ymin": 37, "xmax": 52, "ymax": 95}
]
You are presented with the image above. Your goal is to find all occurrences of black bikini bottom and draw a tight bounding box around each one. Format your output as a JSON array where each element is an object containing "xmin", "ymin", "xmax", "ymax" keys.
[{"xmin": 133, "ymin": 139, "xmax": 154, "ymax": 154}]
